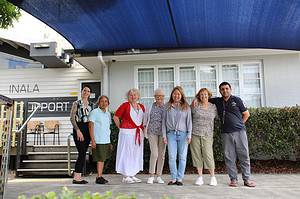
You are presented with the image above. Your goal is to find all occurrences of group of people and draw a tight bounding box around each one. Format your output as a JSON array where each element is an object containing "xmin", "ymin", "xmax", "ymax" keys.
[{"xmin": 70, "ymin": 82, "xmax": 256, "ymax": 187}]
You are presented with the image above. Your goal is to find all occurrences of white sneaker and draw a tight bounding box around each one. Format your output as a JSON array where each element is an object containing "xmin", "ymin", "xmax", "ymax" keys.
[
  {"xmin": 122, "ymin": 176, "xmax": 135, "ymax": 184},
  {"xmin": 195, "ymin": 176, "xmax": 204, "ymax": 186},
  {"xmin": 209, "ymin": 176, "xmax": 217, "ymax": 186},
  {"xmin": 132, "ymin": 176, "xmax": 142, "ymax": 183},
  {"xmin": 156, "ymin": 176, "xmax": 165, "ymax": 184},
  {"xmin": 147, "ymin": 177, "xmax": 154, "ymax": 184}
]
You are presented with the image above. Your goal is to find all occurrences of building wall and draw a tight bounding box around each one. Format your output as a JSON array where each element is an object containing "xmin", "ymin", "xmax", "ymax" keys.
[
  {"xmin": 108, "ymin": 53, "xmax": 300, "ymax": 110},
  {"xmin": 263, "ymin": 54, "xmax": 300, "ymax": 107},
  {"xmin": 0, "ymin": 60, "xmax": 101, "ymax": 145}
]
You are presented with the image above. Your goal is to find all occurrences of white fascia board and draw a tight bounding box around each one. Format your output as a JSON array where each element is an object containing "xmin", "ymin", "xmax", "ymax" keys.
[{"xmin": 102, "ymin": 48, "xmax": 300, "ymax": 62}]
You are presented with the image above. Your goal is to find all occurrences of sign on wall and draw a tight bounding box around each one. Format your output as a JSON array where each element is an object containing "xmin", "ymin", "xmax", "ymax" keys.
[{"xmin": 15, "ymin": 97, "xmax": 78, "ymax": 117}]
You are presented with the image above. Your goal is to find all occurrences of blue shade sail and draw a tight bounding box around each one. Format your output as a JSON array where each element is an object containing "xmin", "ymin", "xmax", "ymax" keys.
[{"xmin": 9, "ymin": 0, "xmax": 300, "ymax": 52}]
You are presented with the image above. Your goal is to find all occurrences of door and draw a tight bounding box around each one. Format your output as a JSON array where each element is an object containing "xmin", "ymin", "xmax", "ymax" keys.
[{"xmin": 81, "ymin": 81, "xmax": 101, "ymax": 104}]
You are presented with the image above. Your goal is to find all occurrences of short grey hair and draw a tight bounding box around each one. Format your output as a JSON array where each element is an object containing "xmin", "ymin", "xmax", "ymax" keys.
[
  {"xmin": 126, "ymin": 88, "xmax": 140, "ymax": 99},
  {"xmin": 154, "ymin": 88, "xmax": 165, "ymax": 96}
]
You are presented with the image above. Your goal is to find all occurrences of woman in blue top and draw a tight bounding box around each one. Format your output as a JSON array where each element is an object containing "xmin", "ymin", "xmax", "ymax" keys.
[{"xmin": 89, "ymin": 95, "xmax": 112, "ymax": 184}]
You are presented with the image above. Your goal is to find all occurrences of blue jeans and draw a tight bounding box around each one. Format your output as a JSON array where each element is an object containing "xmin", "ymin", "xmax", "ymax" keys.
[{"xmin": 167, "ymin": 131, "xmax": 188, "ymax": 181}]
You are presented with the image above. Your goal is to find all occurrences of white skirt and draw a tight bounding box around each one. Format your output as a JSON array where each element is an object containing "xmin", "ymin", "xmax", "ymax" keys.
[{"xmin": 116, "ymin": 128, "xmax": 144, "ymax": 176}]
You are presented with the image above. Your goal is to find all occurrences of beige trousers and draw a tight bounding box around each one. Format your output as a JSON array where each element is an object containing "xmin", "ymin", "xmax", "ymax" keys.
[
  {"xmin": 190, "ymin": 135, "xmax": 215, "ymax": 169},
  {"xmin": 148, "ymin": 133, "xmax": 166, "ymax": 175}
]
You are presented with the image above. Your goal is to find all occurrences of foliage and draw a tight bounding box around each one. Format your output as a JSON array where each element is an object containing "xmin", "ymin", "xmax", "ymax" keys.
[
  {"xmin": 0, "ymin": 0, "xmax": 21, "ymax": 29},
  {"xmin": 212, "ymin": 107, "xmax": 300, "ymax": 161},
  {"xmin": 104, "ymin": 107, "xmax": 300, "ymax": 173},
  {"xmin": 18, "ymin": 187, "xmax": 137, "ymax": 199}
]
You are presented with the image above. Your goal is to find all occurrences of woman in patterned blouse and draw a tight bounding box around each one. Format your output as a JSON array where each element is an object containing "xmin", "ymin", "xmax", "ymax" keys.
[
  {"xmin": 190, "ymin": 88, "xmax": 218, "ymax": 186},
  {"xmin": 144, "ymin": 88, "xmax": 166, "ymax": 184}
]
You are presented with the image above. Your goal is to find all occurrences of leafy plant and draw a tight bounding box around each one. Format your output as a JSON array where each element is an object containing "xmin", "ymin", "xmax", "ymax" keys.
[
  {"xmin": 0, "ymin": 0, "xmax": 21, "ymax": 29},
  {"xmin": 18, "ymin": 187, "xmax": 137, "ymax": 199}
]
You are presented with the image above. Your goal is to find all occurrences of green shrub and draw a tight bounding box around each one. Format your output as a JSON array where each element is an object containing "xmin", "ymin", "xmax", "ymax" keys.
[
  {"xmin": 103, "ymin": 107, "xmax": 300, "ymax": 173},
  {"xmin": 18, "ymin": 187, "xmax": 136, "ymax": 199}
]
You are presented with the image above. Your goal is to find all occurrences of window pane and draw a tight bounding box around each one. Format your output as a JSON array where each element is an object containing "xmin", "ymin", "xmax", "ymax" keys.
[
  {"xmin": 138, "ymin": 68, "xmax": 154, "ymax": 108},
  {"xmin": 138, "ymin": 68, "xmax": 154, "ymax": 83},
  {"xmin": 222, "ymin": 64, "xmax": 239, "ymax": 80},
  {"xmin": 200, "ymin": 81, "xmax": 217, "ymax": 96},
  {"xmin": 181, "ymin": 82, "xmax": 196, "ymax": 97},
  {"xmin": 200, "ymin": 66, "xmax": 216, "ymax": 80},
  {"xmin": 200, "ymin": 66, "xmax": 217, "ymax": 96},
  {"xmin": 243, "ymin": 64, "xmax": 260, "ymax": 79},
  {"xmin": 158, "ymin": 68, "xmax": 174, "ymax": 97},
  {"xmin": 158, "ymin": 68, "xmax": 174, "ymax": 82},
  {"xmin": 244, "ymin": 79, "xmax": 261, "ymax": 93},
  {"xmin": 244, "ymin": 94, "xmax": 261, "ymax": 107},
  {"xmin": 180, "ymin": 66, "xmax": 196, "ymax": 98},
  {"xmin": 180, "ymin": 66, "xmax": 196, "ymax": 81},
  {"xmin": 243, "ymin": 63, "xmax": 262, "ymax": 107},
  {"xmin": 222, "ymin": 64, "xmax": 240, "ymax": 96},
  {"xmin": 158, "ymin": 82, "xmax": 174, "ymax": 97},
  {"xmin": 139, "ymin": 83, "xmax": 154, "ymax": 98},
  {"xmin": 140, "ymin": 98, "xmax": 154, "ymax": 108}
]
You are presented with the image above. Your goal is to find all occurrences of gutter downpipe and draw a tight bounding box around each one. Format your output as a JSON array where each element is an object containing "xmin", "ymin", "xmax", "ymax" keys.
[{"xmin": 97, "ymin": 51, "xmax": 109, "ymax": 96}]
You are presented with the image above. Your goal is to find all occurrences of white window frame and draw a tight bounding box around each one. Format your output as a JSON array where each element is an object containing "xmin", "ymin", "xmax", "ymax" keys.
[{"xmin": 134, "ymin": 60, "xmax": 265, "ymax": 107}]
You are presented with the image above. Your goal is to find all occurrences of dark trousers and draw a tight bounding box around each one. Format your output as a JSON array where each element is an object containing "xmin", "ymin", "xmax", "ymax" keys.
[{"xmin": 73, "ymin": 122, "xmax": 90, "ymax": 173}]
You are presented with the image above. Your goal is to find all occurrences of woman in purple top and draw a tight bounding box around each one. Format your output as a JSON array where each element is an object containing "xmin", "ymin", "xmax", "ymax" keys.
[{"xmin": 162, "ymin": 86, "xmax": 192, "ymax": 186}]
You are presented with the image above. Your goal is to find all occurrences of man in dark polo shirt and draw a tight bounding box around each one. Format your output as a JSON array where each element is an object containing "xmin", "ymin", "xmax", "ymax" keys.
[{"xmin": 210, "ymin": 82, "xmax": 256, "ymax": 187}]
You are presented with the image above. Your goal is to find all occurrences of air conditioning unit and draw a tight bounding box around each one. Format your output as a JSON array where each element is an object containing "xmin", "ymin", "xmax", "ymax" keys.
[{"xmin": 30, "ymin": 42, "xmax": 72, "ymax": 68}]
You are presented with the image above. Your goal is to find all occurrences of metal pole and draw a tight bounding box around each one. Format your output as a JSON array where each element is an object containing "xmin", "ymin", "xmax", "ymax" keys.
[
  {"xmin": 67, "ymin": 133, "xmax": 71, "ymax": 176},
  {"xmin": 0, "ymin": 104, "xmax": 14, "ymax": 199}
]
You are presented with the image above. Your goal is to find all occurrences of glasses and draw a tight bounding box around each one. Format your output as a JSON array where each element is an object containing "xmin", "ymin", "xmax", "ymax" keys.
[{"xmin": 154, "ymin": 95, "xmax": 164, "ymax": 98}]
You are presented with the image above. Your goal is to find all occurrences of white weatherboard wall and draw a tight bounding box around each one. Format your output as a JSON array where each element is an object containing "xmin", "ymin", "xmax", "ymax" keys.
[
  {"xmin": 108, "ymin": 52, "xmax": 300, "ymax": 110},
  {"xmin": 0, "ymin": 62, "xmax": 101, "ymax": 145}
]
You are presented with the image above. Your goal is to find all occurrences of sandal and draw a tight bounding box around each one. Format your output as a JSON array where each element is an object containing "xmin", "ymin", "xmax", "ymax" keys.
[{"xmin": 244, "ymin": 180, "xmax": 256, "ymax": 187}]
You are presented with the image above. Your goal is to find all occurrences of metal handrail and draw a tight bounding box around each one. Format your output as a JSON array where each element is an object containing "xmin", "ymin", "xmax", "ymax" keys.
[
  {"xmin": 15, "ymin": 104, "xmax": 40, "ymax": 177},
  {"xmin": 67, "ymin": 133, "xmax": 72, "ymax": 176},
  {"xmin": 15, "ymin": 105, "xmax": 40, "ymax": 133}
]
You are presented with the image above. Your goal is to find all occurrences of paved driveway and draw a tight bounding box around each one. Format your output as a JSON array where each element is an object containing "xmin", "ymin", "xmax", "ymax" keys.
[{"xmin": 5, "ymin": 174, "xmax": 300, "ymax": 199}]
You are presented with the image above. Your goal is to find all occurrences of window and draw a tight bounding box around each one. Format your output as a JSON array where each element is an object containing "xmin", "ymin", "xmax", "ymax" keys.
[
  {"xmin": 136, "ymin": 61, "xmax": 263, "ymax": 108},
  {"xmin": 138, "ymin": 68, "xmax": 154, "ymax": 107},
  {"xmin": 199, "ymin": 65, "xmax": 217, "ymax": 96},
  {"xmin": 180, "ymin": 66, "xmax": 196, "ymax": 103},
  {"xmin": 222, "ymin": 64, "xmax": 240, "ymax": 96},
  {"xmin": 242, "ymin": 63, "xmax": 262, "ymax": 107},
  {"xmin": 158, "ymin": 68, "xmax": 174, "ymax": 103}
]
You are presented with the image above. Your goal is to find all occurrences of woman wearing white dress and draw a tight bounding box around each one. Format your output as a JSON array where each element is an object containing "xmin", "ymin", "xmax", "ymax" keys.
[{"xmin": 113, "ymin": 88, "xmax": 145, "ymax": 183}]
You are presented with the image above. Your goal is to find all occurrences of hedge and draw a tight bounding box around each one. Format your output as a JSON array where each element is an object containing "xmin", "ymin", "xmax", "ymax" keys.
[{"xmin": 102, "ymin": 107, "xmax": 300, "ymax": 173}]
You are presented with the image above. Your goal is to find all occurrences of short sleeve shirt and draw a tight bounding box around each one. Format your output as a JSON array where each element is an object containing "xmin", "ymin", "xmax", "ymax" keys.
[
  {"xmin": 210, "ymin": 96, "xmax": 247, "ymax": 133},
  {"xmin": 191, "ymin": 103, "xmax": 218, "ymax": 137},
  {"xmin": 88, "ymin": 108, "xmax": 111, "ymax": 144}
]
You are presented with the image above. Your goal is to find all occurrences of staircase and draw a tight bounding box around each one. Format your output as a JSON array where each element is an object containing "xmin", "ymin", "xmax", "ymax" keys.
[{"xmin": 17, "ymin": 145, "xmax": 89, "ymax": 176}]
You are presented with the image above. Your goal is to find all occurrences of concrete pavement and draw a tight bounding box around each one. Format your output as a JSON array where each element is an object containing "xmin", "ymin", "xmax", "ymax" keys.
[{"xmin": 5, "ymin": 174, "xmax": 300, "ymax": 199}]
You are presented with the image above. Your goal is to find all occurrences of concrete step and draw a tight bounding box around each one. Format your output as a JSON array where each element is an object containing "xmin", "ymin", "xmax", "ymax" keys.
[
  {"xmin": 21, "ymin": 162, "xmax": 76, "ymax": 169},
  {"xmin": 26, "ymin": 145, "xmax": 78, "ymax": 152},
  {"xmin": 22, "ymin": 160, "xmax": 76, "ymax": 163},
  {"xmin": 16, "ymin": 168, "xmax": 74, "ymax": 176},
  {"xmin": 27, "ymin": 151, "xmax": 86, "ymax": 160}
]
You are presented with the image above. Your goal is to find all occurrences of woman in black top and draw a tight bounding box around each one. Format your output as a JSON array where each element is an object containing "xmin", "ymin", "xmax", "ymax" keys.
[{"xmin": 70, "ymin": 86, "xmax": 93, "ymax": 184}]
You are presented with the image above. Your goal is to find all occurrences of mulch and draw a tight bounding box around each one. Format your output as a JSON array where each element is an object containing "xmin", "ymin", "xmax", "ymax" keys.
[{"xmin": 185, "ymin": 160, "xmax": 300, "ymax": 174}]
